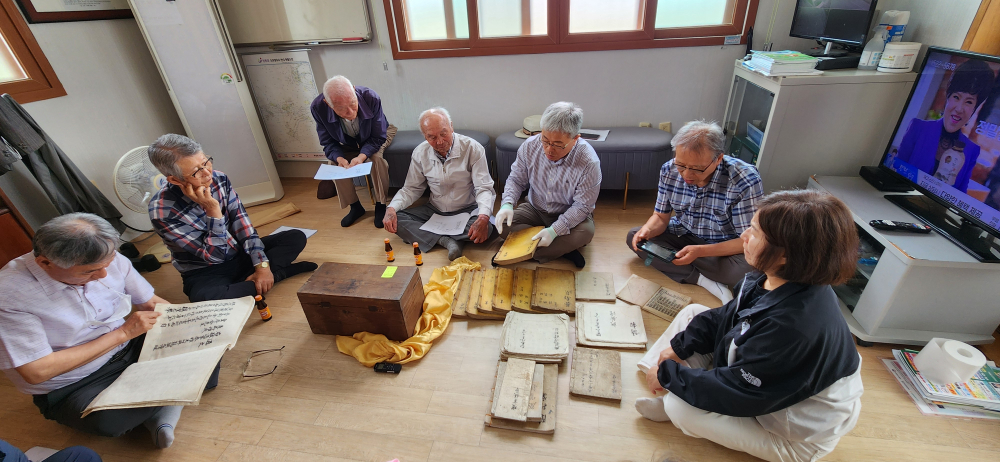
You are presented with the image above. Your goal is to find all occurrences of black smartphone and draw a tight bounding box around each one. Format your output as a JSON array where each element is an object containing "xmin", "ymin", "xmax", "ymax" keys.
[
  {"xmin": 374, "ymin": 362, "xmax": 402, "ymax": 373},
  {"xmin": 640, "ymin": 241, "xmax": 677, "ymax": 264}
]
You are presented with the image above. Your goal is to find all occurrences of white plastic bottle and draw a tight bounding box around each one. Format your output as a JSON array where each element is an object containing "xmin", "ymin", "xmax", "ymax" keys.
[{"xmin": 858, "ymin": 27, "xmax": 889, "ymax": 70}]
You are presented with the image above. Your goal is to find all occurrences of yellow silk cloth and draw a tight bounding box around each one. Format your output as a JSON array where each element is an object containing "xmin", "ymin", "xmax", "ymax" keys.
[{"xmin": 335, "ymin": 257, "xmax": 481, "ymax": 366}]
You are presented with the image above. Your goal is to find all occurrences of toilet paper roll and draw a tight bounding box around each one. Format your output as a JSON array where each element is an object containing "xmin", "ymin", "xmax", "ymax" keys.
[{"xmin": 913, "ymin": 338, "xmax": 987, "ymax": 384}]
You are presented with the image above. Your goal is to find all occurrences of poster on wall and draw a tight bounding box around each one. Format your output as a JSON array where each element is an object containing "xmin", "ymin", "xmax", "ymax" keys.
[{"xmin": 17, "ymin": 0, "xmax": 133, "ymax": 23}]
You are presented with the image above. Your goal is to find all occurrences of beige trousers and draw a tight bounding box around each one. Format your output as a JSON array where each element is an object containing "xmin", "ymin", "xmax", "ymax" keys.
[{"xmin": 333, "ymin": 125, "xmax": 396, "ymax": 209}]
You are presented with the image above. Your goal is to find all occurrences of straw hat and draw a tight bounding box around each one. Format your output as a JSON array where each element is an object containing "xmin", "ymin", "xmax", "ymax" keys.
[{"xmin": 514, "ymin": 115, "xmax": 542, "ymax": 139}]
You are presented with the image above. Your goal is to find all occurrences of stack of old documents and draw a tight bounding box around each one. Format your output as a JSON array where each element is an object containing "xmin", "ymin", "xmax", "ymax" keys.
[
  {"xmin": 485, "ymin": 358, "xmax": 558, "ymax": 433},
  {"xmin": 575, "ymin": 300, "xmax": 648, "ymax": 349},
  {"xmin": 499, "ymin": 311, "xmax": 570, "ymax": 363}
]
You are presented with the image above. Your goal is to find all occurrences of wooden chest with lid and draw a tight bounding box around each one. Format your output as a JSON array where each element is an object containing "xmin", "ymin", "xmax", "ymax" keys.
[{"xmin": 296, "ymin": 263, "xmax": 424, "ymax": 341}]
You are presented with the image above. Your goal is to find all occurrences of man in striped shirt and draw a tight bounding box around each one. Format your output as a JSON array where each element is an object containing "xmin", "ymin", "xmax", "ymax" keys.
[
  {"xmin": 147, "ymin": 134, "xmax": 317, "ymax": 302},
  {"xmin": 628, "ymin": 121, "xmax": 762, "ymax": 302},
  {"xmin": 497, "ymin": 102, "xmax": 602, "ymax": 268}
]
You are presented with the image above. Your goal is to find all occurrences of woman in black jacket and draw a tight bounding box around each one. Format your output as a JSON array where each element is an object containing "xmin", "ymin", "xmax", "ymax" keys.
[{"xmin": 635, "ymin": 190, "xmax": 863, "ymax": 462}]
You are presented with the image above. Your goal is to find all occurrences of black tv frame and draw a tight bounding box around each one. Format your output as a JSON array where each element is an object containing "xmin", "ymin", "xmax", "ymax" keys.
[
  {"xmin": 788, "ymin": 0, "xmax": 879, "ymax": 51},
  {"xmin": 876, "ymin": 46, "xmax": 1000, "ymax": 262}
]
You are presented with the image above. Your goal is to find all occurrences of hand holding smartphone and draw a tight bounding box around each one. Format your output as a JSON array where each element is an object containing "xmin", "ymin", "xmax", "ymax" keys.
[{"xmin": 640, "ymin": 241, "xmax": 677, "ymax": 266}]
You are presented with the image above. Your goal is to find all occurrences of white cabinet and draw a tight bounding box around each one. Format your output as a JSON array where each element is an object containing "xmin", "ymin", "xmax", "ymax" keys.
[
  {"xmin": 724, "ymin": 62, "xmax": 916, "ymax": 192},
  {"xmin": 809, "ymin": 175, "xmax": 1000, "ymax": 346}
]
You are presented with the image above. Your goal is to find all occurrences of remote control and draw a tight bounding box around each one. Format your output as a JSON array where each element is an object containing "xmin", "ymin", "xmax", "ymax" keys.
[
  {"xmin": 869, "ymin": 220, "xmax": 932, "ymax": 233},
  {"xmin": 373, "ymin": 362, "xmax": 402, "ymax": 373}
]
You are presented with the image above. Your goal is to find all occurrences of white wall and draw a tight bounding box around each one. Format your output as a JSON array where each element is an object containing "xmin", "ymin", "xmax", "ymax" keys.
[{"xmin": 12, "ymin": 19, "xmax": 184, "ymax": 231}]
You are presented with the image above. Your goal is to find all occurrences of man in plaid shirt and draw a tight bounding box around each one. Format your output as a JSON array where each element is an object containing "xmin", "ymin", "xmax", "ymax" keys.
[
  {"xmin": 628, "ymin": 121, "xmax": 762, "ymax": 302},
  {"xmin": 147, "ymin": 134, "xmax": 316, "ymax": 302}
]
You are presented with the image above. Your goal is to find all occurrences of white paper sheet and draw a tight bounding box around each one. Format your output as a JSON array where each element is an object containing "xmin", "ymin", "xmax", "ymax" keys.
[
  {"xmin": 313, "ymin": 162, "xmax": 373, "ymax": 180},
  {"xmin": 419, "ymin": 212, "xmax": 472, "ymax": 236},
  {"xmin": 270, "ymin": 226, "xmax": 317, "ymax": 238},
  {"xmin": 578, "ymin": 129, "xmax": 610, "ymax": 142}
]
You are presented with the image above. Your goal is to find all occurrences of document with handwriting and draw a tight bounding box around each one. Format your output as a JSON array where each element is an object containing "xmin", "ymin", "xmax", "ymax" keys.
[{"xmin": 83, "ymin": 297, "xmax": 255, "ymax": 416}]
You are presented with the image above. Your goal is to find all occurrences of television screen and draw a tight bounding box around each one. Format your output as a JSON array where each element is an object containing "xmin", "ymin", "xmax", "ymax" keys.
[
  {"xmin": 789, "ymin": 0, "xmax": 876, "ymax": 47},
  {"xmin": 881, "ymin": 48, "xmax": 1000, "ymax": 235}
]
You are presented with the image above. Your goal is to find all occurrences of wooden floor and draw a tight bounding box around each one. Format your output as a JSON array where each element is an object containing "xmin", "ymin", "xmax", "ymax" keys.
[{"xmin": 2, "ymin": 178, "xmax": 999, "ymax": 461}]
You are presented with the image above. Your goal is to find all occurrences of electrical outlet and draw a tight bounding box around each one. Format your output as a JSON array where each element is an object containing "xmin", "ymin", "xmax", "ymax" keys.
[
  {"xmin": 639, "ymin": 122, "xmax": 652, "ymax": 128},
  {"xmin": 658, "ymin": 122, "xmax": 672, "ymax": 133}
]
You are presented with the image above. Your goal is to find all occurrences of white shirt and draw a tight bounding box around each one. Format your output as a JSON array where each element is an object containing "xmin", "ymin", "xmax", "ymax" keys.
[
  {"xmin": 0, "ymin": 252, "xmax": 155, "ymax": 394},
  {"xmin": 389, "ymin": 133, "xmax": 495, "ymax": 216}
]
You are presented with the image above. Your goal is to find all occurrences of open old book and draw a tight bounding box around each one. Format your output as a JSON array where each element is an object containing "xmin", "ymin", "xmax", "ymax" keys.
[
  {"xmin": 616, "ymin": 274, "xmax": 691, "ymax": 322},
  {"xmin": 82, "ymin": 296, "xmax": 255, "ymax": 416}
]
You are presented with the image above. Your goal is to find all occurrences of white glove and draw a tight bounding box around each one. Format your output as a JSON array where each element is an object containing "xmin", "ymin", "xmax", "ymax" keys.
[
  {"xmin": 495, "ymin": 204, "xmax": 514, "ymax": 234},
  {"xmin": 532, "ymin": 227, "xmax": 557, "ymax": 247}
]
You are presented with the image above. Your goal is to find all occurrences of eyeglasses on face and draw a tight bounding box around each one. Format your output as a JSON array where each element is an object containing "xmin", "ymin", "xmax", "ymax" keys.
[
  {"xmin": 675, "ymin": 154, "xmax": 721, "ymax": 174},
  {"xmin": 188, "ymin": 156, "xmax": 214, "ymax": 179},
  {"xmin": 540, "ymin": 139, "xmax": 568, "ymax": 150}
]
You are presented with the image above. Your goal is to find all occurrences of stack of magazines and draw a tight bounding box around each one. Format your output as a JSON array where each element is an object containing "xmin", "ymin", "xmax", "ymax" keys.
[
  {"xmin": 742, "ymin": 50, "xmax": 821, "ymax": 76},
  {"xmin": 883, "ymin": 349, "xmax": 1000, "ymax": 420}
]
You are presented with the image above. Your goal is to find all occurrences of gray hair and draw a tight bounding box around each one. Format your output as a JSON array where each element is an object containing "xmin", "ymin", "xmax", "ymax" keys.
[
  {"xmin": 33, "ymin": 213, "xmax": 120, "ymax": 268},
  {"xmin": 148, "ymin": 133, "xmax": 203, "ymax": 179},
  {"xmin": 323, "ymin": 75, "xmax": 354, "ymax": 103},
  {"xmin": 671, "ymin": 120, "xmax": 725, "ymax": 158},
  {"xmin": 418, "ymin": 107, "xmax": 452, "ymax": 127},
  {"xmin": 540, "ymin": 102, "xmax": 583, "ymax": 137}
]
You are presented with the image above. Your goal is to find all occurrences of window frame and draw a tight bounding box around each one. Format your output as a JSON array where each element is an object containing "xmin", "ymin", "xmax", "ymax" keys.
[
  {"xmin": 0, "ymin": 0, "xmax": 64, "ymax": 103},
  {"xmin": 384, "ymin": 0, "xmax": 759, "ymax": 60}
]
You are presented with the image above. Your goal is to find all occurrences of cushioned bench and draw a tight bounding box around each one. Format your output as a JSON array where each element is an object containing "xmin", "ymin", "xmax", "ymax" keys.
[
  {"xmin": 381, "ymin": 130, "xmax": 492, "ymax": 188},
  {"xmin": 495, "ymin": 127, "xmax": 673, "ymax": 207}
]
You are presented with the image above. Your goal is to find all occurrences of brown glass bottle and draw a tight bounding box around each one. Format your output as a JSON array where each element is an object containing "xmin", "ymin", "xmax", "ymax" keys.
[
  {"xmin": 254, "ymin": 295, "xmax": 272, "ymax": 322},
  {"xmin": 413, "ymin": 242, "xmax": 423, "ymax": 266},
  {"xmin": 385, "ymin": 238, "xmax": 395, "ymax": 262}
]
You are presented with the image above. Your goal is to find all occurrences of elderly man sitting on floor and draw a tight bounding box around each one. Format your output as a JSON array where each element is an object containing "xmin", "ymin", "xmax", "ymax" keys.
[{"xmin": 382, "ymin": 107, "xmax": 495, "ymax": 260}]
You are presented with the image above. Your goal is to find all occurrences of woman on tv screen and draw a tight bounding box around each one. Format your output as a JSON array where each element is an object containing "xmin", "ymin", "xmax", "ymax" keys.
[{"xmin": 894, "ymin": 59, "xmax": 995, "ymax": 193}]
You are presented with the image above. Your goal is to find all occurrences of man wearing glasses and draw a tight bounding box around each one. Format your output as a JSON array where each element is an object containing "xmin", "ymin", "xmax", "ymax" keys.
[
  {"xmin": 147, "ymin": 134, "xmax": 317, "ymax": 303},
  {"xmin": 496, "ymin": 102, "xmax": 601, "ymax": 268},
  {"xmin": 627, "ymin": 121, "xmax": 762, "ymax": 303}
]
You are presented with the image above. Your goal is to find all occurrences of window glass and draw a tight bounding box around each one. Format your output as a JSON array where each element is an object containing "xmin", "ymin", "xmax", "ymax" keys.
[
  {"xmin": 404, "ymin": 0, "xmax": 470, "ymax": 40},
  {"xmin": 0, "ymin": 36, "xmax": 26, "ymax": 84},
  {"xmin": 655, "ymin": 0, "xmax": 732, "ymax": 29},
  {"xmin": 478, "ymin": 0, "xmax": 547, "ymax": 38},
  {"xmin": 569, "ymin": 0, "xmax": 644, "ymax": 34}
]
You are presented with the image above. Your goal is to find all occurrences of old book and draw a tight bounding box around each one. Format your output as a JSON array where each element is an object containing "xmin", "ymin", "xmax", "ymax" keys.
[
  {"xmin": 485, "ymin": 362, "xmax": 557, "ymax": 434},
  {"xmin": 469, "ymin": 269, "xmax": 505, "ymax": 320},
  {"xmin": 492, "ymin": 268, "xmax": 514, "ymax": 313},
  {"xmin": 569, "ymin": 346, "xmax": 622, "ymax": 401},
  {"xmin": 499, "ymin": 312, "xmax": 570, "ymax": 363},
  {"xmin": 530, "ymin": 267, "xmax": 576, "ymax": 314},
  {"xmin": 83, "ymin": 297, "xmax": 256, "ymax": 416},
  {"xmin": 247, "ymin": 202, "xmax": 300, "ymax": 227},
  {"xmin": 526, "ymin": 363, "xmax": 545, "ymax": 422},
  {"xmin": 616, "ymin": 274, "xmax": 691, "ymax": 322},
  {"xmin": 575, "ymin": 302, "xmax": 646, "ymax": 350},
  {"xmin": 492, "ymin": 358, "xmax": 536, "ymax": 422},
  {"xmin": 494, "ymin": 226, "xmax": 545, "ymax": 265},
  {"xmin": 574, "ymin": 272, "xmax": 616, "ymax": 302},
  {"xmin": 464, "ymin": 271, "xmax": 484, "ymax": 318},
  {"xmin": 511, "ymin": 268, "xmax": 536, "ymax": 313},
  {"xmin": 577, "ymin": 301, "xmax": 647, "ymax": 346},
  {"xmin": 451, "ymin": 269, "xmax": 474, "ymax": 318}
]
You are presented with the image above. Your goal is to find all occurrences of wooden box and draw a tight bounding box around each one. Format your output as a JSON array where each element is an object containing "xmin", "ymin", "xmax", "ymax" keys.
[{"xmin": 296, "ymin": 263, "xmax": 424, "ymax": 341}]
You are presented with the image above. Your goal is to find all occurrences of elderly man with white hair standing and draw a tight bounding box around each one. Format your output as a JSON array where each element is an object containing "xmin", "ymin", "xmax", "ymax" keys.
[
  {"xmin": 383, "ymin": 107, "xmax": 495, "ymax": 260},
  {"xmin": 627, "ymin": 120, "xmax": 763, "ymax": 303},
  {"xmin": 0, "ymin": 213, "xmax": 193, "ymax": 448},
  {"xmin": 496, "ymin": 101, "xmax": 602, "ymax": 268},
  {"xmin": 310, "ymin": 75, "xmax": 396, "ymax": 228}
]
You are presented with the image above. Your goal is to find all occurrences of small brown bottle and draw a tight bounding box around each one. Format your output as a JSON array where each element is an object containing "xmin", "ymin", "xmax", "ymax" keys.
[
  {"xmin": 254, "ymin": 295, "xmax": 272, "ymax": 322},
  {"xmin": 413, "ymin": 242, "xmax": 423, "ymax": 266},
  {"xmin": 385, "ymin": 238, "xmax": 395, "ymax": 262}
]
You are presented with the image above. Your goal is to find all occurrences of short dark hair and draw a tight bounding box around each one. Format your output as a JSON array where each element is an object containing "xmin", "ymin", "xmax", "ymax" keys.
[
  {"xmin": 751, "ymin": 190, "xmax": 858, "ymax": 286},
  {"xmin": 947, "ymin": 59, "xmax": 996, "ymax": 106}
]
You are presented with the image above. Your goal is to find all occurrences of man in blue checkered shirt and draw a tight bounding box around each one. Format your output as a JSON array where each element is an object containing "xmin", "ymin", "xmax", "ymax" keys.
[{"xmin": 627, "ymin": 121, "xmax": 762, "ymax": 302}]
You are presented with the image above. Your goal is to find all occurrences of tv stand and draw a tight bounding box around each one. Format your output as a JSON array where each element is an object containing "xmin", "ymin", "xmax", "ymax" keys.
[
  {"xmin": 885, "ymin": 194, "xmax": 1000, "ymax": 262},
  {"xmin": 810, "ymin": 175, "xmax": 1000, "ymax": 346}
]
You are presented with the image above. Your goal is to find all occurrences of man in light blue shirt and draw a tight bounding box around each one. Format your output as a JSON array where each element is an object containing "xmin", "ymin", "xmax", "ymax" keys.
[{"xmin": 496, "ymin": 102, "xmax": 602, "ymax": 268}]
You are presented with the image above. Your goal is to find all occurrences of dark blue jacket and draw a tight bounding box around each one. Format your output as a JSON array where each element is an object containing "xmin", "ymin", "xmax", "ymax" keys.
[
  {"xmin": 310, "ymin": 85, "xmax": 389, "ymax": 162},
  {"xmin": 660, "ymin": 273, "xmax": 860, "ymax": 417}
]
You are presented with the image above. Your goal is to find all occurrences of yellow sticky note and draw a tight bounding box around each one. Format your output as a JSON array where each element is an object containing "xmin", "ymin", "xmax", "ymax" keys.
[{"xmin": 382, "ymin": 266, "xmax": 397, "ymax": 278}]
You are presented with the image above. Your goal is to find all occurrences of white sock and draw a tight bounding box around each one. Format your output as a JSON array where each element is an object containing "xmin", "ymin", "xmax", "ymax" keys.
[
  {"xmin": 697, "ymin": 274, "xmax": 734, "ymax": 305},
  {"xmin": 635, "ymin": 396, "xmax": 670, "ymax": 422},
  {"xmin": 143, "ymin": 405, "xmax": 183, "ymax": 449}
]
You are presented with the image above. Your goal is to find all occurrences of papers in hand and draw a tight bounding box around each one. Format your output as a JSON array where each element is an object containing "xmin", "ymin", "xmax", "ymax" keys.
[
  {"xmin": 314, "ymin": 162, "xmax": 373, "ymax": 180},
  {"xmin": 419, "ymin": 213, "xmax": 471, "ymax": 236},
  {"xmin": 270, "ymin": 226, "xmax": 317, "ymax": 238}
]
